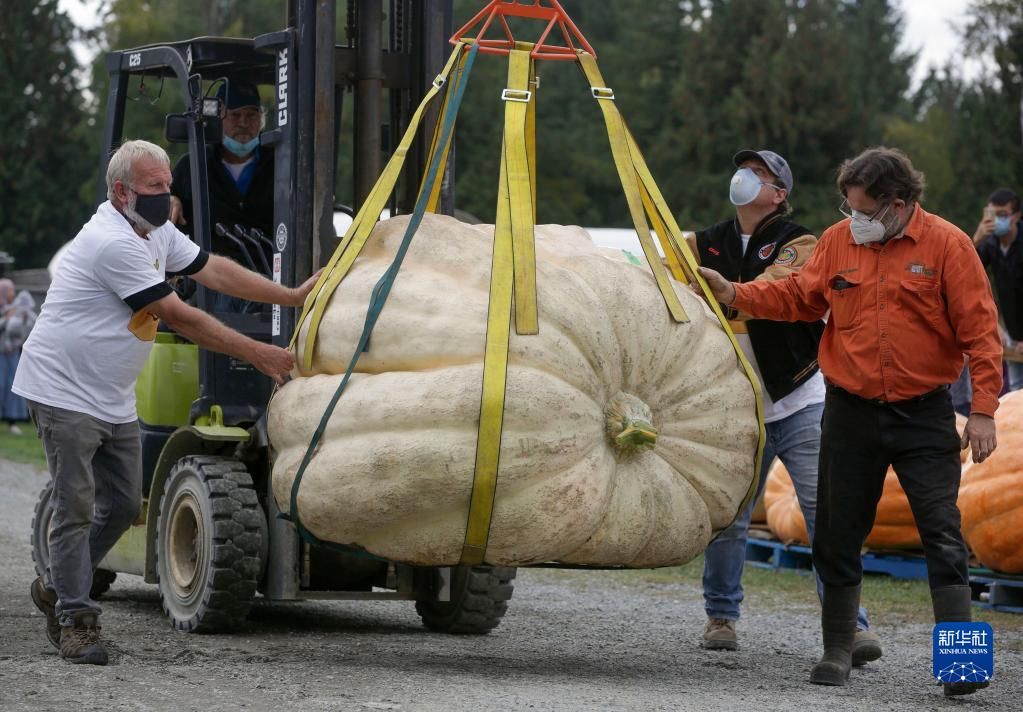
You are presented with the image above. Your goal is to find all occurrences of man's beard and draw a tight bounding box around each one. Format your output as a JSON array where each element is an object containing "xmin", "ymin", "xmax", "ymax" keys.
[{"xmin": 123, "ymin": 192, "xmax": 159, "ymax": 233}]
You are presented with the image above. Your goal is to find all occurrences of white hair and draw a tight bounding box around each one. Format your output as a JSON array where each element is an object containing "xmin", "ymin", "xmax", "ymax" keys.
[{"xmin": 106, "ymin": 139, "xmax": 171, "ymax": 201}]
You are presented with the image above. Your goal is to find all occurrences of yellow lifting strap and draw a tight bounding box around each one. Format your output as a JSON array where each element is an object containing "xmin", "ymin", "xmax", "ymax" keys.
[
  {"xmin": 504, "ymin": 49, "xmax": 539, "ymax": 335},
  {"xmin": 459, "ymin": 47, "xmax": 536, "ymax": 565},
  {"xmin": 421, "ymin": 50, "xmax": 469, "ymax": 213},
  {"xmin": 577, "ymin": 52, "xmax": 688, "ymax": 325},
  {"xmin": 291, "ymin": 43, "xmax": 466, "ymax": 367},
  {"xmin": 619, "ymin": 121, "xmax": 767, "ymax": 515}
]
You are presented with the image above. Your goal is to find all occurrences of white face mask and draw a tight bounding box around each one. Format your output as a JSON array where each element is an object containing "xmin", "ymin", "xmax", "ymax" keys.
[
  {"xmin": 849, "ymin": 203, "xmax": 896, "ymax": 245},
  {"xmin": 729, "ymin": 167, "xmax": 781, "ymax": 206}
]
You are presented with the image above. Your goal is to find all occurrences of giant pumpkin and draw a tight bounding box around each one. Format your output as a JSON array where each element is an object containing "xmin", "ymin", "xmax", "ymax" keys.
[
  {"xmin": 268, "ymin": 214, "xmax": 760, "ymax": 567},
  {"xmin": 959, "ymin": 392, "xmax": 1023, "ymax": 573},
  {"xmin": 763, "ymin": 414, "xmax": 969, "ymax": 549}
]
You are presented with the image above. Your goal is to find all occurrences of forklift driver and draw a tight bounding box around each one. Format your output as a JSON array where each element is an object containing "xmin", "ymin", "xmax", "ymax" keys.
[
  {"xmin": 169, "ymin": 80, "xmax": 275, "ymax": 312},
  {"xmin": 14, "ymin": 140, "xmax": 317, "ymax": 665}
]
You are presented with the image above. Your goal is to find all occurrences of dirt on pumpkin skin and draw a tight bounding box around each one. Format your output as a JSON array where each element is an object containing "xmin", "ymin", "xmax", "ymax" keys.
[{"xmin": 2, "ymin": 457, "xmax": 1020, "ymax": 712}]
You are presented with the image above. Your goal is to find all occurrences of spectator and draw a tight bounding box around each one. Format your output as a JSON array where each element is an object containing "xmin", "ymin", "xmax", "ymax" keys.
[
  {"xmin": 1, "ymin": 281, "xmax": 35, "ymax": 433},
  {"xmin": 972, "ymin": 188, "xmax": 1023, "ymax": 392}
]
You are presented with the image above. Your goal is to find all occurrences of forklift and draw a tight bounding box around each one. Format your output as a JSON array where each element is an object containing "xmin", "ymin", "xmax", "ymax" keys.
[{"xmin": 30, "ymin": 0, "xmax": 517, "ymax": 635}]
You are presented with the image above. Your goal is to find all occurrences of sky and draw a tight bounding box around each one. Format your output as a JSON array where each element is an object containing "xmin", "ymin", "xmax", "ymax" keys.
[{"xmin": 58, "ymin": 0, "xmax": 976, "ymax": 87}]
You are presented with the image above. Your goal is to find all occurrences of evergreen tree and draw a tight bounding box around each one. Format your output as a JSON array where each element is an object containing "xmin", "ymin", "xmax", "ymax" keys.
[{"xmin": 0, "ymin": 0, "xmax": 95, "ymax": 267}]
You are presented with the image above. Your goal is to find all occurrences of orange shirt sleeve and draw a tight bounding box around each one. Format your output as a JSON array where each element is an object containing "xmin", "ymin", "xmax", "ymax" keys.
[
  {"xmin": 943, "ymin": 235, "xmax": 1003, "ymax": 416},
  {"xmin": 731, "ymin": 229, "xmax": 832, "ymax": 322}
]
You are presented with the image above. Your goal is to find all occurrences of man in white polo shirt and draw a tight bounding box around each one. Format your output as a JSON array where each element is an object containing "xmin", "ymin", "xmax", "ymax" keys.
[{"xmin": 14, "ymin": 139, "xmax": 316, "ymax": 665}]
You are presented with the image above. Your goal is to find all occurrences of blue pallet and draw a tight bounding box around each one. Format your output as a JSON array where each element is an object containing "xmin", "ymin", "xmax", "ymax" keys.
[
  {"xmin": 745, "ymin": 540, "xmax": 1023, "ymax": 614},
  {"xmin": 744, "ymin": 538, "xmax": 929, "ymax": 580},
  {"xmin": 969, "ymin": 571, "xmax": 1023, "ymax": 614}
]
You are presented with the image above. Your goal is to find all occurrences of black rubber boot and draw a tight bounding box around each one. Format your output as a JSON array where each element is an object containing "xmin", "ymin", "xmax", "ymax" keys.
[
  {"xmin": 810, "ymin": 584, "xmax": 860, "ymax": 686},
  {"xmin": 932, "ymin": 585, "xmax": 989, "ymax": 697}
]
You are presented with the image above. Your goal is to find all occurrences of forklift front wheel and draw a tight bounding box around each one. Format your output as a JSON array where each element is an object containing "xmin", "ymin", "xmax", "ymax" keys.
[{"xmin": 155, "ymin": 455, "xmax": 266, "ymax": 632}]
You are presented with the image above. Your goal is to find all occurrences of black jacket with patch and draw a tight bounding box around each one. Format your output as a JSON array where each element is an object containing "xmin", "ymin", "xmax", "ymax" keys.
[
  {"xmin": 171, "ymin": 146, "xmax": 275, "ymax": 267},
  {"xmin": 695, "ymin": 213, "xmax": 825, "ymax": 402}
]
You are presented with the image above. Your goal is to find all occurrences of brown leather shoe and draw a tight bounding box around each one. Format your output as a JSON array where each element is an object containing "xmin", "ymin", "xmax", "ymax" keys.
[
  {"xmin": 29, "ymin": 576, "xmax": 60, "ymax": 650},
  {"xmin": 59, "ymin": 611, "xmax": 108, "ymax": 665},
  {"xmin": 702, "ymin": 617, "xmax": 738, "ymax": 650}
]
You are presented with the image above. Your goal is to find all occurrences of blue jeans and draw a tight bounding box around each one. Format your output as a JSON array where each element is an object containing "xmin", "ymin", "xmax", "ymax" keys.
[
  {"xmin": 702, "ymin": 401, "xmax": 870, "ymax": 630},
  {"xmin": 1, "ymin": 350, "xmax": 28, "ymax": 422},
  {"xmin": 1006, "ymin": 361, "xmax": 1023, "ymax": 393}
]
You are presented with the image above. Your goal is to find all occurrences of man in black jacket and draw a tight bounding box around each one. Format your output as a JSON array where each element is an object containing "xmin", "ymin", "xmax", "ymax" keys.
[
  {"xmin": 170, "ymin": 80, "xmax": 275, "ymax": 311},
  {"xmin": 694, "ymin": 149, "xmax": 879, "ymax": 661}
]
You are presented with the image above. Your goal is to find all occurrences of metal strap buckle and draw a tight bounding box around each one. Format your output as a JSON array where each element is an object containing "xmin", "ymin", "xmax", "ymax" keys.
[
  {"xmin": 591, "ymin": 86, "xmax": 615, "ymax": 101},
  {"xmin": 432, "ymin": 75, "xmax": 446, "ymax": 90},
  {"xmin": 501, "ymin": 88, "xmax": 532, "ymax": 103}
]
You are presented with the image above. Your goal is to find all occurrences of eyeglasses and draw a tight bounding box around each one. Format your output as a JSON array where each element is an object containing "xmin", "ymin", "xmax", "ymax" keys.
[{"xmin": 839, "ymin": 198, "xmax": 891, "ymax": 222}]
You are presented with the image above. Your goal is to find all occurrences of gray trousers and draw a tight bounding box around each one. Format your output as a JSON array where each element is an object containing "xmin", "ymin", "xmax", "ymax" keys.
[{"xmin": 28, "ymin": 401, "xmax": 142, "ymax": 625}]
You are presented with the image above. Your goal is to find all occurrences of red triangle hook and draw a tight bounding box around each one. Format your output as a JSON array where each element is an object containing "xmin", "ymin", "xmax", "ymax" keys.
[{"xmin": 450, "ymin": 0, "xmax": 597, "ymax": 61}]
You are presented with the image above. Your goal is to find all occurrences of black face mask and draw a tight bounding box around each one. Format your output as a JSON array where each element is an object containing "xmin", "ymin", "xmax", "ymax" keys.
[{"xmin": 132, "ymin": 191, "xmax": 171, "ymax": 228}]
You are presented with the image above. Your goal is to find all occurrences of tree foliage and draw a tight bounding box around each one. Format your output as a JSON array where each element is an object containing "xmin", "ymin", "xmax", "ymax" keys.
[
  {"xmin": 0, "ymin": 0, "xmax": 95, "ymax": 267},
  {"xmin": 4, "ymin": 0, "xmax": 1023, "ymax": 269}
]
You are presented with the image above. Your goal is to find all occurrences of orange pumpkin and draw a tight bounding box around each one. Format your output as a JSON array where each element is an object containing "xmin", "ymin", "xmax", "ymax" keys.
[
  {"xmin": 958, "ymin": 392, "xmax": 1023, "ymax": 573},
  {"xmin": 763, "ymin": 414, "xmax": 969, "ymax": 549}
]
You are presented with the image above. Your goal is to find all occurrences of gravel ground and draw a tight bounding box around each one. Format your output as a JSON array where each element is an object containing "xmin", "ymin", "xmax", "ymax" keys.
[{"xmin": 1, "ymin": 457, "xmax": 1019, "ymax": 711}]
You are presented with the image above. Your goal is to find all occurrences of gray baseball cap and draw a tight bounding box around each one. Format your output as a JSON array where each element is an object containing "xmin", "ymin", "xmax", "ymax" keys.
[{"xmin": 733, "ymin": 149, "xmax": 793, "ymax": 195}]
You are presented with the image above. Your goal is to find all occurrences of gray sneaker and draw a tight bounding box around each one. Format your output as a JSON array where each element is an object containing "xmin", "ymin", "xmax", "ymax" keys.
[
  {"xmin": 702, "ymin": 617, "xmax": 738, "ymax": 650},
  {"xmin": 59, "ymin": 611, "xmax": 108, "ymax": 665},
  {"xmin": 30, "ymin": 576, "xmax": 60, "ymax": 649}
]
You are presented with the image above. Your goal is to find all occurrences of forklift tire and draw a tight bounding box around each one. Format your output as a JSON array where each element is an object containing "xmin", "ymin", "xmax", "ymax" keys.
[
  {"xmin": 415, "ymin": 565, "xmax": 516, "ymax": 634},
  {"xmin": 30, "ymin": 482, "xmax": 119, "ymax": 600},
  {"xmin": 156, "ymin": 455, "xmax": 266, "ymax": 633}
]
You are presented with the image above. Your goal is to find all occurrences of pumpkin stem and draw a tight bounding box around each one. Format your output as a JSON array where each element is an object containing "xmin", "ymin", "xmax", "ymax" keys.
[{"xmin": 605, "ymin": 392, "xmax": 658, "ymax": 454}]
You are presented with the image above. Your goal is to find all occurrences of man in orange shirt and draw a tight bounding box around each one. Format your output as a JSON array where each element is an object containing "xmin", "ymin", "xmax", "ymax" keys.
[{"xmin": 696, "ymin": 147, "xmax": 1000, "ymax": 696}]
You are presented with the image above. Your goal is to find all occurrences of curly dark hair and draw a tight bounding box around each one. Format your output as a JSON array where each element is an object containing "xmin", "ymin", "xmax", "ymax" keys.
[{"xmin": 836, "ymin": 147, "xmax": 925, "ymax": 204}]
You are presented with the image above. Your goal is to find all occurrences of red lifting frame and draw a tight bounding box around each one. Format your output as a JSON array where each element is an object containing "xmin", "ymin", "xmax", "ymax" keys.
[{"xmin": 450, "ymin": 0, "xmax": 597, "ymax": 61}]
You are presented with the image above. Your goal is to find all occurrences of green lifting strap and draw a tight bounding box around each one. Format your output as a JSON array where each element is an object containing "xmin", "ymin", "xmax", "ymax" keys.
[{"xmin": 283, "ymin": 42, "xmax": 481, "ymax": 548}]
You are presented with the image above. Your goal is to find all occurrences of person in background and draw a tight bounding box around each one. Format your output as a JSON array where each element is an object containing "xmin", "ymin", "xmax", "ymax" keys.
[
  {"xmin": 1, "ymin": 280, "xmax": 35, "ymax": 433},
  {"xmin": 696, "ymin": 147, "xmax": 1000, "ymax": 695},
  {"xmin": 691, "ymin": 149, "xmax": 878, "ymax": 662},
  {"xmin": 972, "ymin": 188, "xmax": 1023, "ymax": 392}
]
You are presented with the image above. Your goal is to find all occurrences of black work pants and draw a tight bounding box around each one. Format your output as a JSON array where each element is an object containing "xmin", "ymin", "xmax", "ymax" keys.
[{"xmin": 813, "ymin": 385, "xmax": 969, "ymax": 591}]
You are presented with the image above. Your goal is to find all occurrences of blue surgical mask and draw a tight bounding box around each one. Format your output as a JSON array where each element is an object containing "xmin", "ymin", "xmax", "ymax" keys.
[
  {"xmin": 994, "ymin": 215, "xmax": 1012, "ymax": 237},
  {"xmin": 223, "ymin": 135, "xmax": 259, "ymax": 158}
]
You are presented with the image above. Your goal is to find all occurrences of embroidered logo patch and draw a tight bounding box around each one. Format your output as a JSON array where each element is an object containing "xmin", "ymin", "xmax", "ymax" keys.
[
  {"xmin": 775, "ymin": 246, "xmax": 797, "ymax": 266},
  {"xmin": 906, "ymin": 262, "xmax": 935, "ymax": 277},
  {"xmin": 757, "ymin": 242, "xmax": 777, "ymax": 260},
  {"xmin": 153, "ymin": 258, "xmax": 160, "ymax": 272},
  {"xmin": 708, "ymin": 247, "xmax": 720, "ymax": 256}
]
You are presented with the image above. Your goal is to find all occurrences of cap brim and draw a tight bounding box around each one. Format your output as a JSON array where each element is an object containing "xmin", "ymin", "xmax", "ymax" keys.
[{"xmin": 733, "ymin": 150, "xmax": 762, "ymax": 167}]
